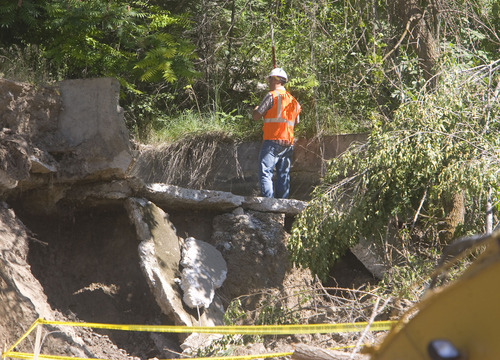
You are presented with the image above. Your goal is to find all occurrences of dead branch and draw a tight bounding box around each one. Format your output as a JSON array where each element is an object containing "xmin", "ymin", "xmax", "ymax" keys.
[{"xmin": 292, "ymin": 344, "xmax": 369, "ymax": 360}]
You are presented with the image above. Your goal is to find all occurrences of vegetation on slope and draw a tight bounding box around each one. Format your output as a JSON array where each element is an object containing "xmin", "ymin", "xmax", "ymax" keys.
[{"xmin": 1, "ymin": 0, "xmax": 500, "ymax": 307}]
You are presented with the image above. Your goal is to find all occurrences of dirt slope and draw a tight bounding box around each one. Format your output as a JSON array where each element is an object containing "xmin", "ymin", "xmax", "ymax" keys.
[{"xmin": 0, "ymin": 78, "xmax": 377, "ymax": 360}]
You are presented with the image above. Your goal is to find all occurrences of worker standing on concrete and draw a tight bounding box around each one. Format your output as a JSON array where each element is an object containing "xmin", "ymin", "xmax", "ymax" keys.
[{"xmin": 253, "ymin": 68, "xmax": 301, "ymax": 199}]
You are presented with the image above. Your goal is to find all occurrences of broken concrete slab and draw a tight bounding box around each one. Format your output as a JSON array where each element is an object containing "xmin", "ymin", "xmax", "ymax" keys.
[
  {"xmin": 140, "ymin": 183, "xmax": 245, "ymax": 211},
  {"xmin": 350, "ymin": 237, "xmax": 388, "ymax": 279},
  {"xmin": 29, "ymin": 148, "xmax": 58, "ymax": 174},
  {"xmin": 125, "ymin": 198, "xmax": 225, "ymax": 332},
  {"xmin": 180, "ymin": 237, "xmax": 227, "ymax": 309},
  {"xmin": 125, "ymin": 197, "xmax": 188, "ymax": 325},
  {"xmin": 57, "ymin": 78, "xmax": 133, "ymax": 180},
  {"xmin": 243, "ymin": 196, "xmax": 306, "ymax": 215},
  {"xmin": 139, "ymin": 183, "xmax": 306, "ymax": 216},
  {"xmin": 30, "ymin": 156, "xmax": 57, "ymax": 173}
]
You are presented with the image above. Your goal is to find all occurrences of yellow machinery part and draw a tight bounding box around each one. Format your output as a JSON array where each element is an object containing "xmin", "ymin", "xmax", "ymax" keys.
[{"xmin": 370, "ymin": 235, "xmax": 500, "ymax": 360}]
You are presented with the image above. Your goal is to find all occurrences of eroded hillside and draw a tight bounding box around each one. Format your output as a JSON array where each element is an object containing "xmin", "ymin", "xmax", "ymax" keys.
[{"xmin": 0, "ymin": 78, "xmax": 376, "ymax": 359}]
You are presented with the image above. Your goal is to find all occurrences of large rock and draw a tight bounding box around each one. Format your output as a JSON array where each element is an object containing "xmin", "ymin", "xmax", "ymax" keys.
[
  {"xmin": 211, "ymin": 208, "xmax": 290, "ymax": 302},
  {"xmin": 180, "ymin": 237, "xmax": 227, "ymax": 309},
  {"xmin": 0, "ymin": 204, "xmax": 53, "ymax": 342},
  {"xmin": 57, "ymin": 78, "xmax": 133, "ymax": 180},
  {"xmin": 125, "ymin": 198, "xmax": 225, "ymax": 329}
]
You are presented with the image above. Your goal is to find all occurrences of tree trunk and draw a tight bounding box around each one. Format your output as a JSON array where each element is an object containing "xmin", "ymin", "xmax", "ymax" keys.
[
  {"xmin": 439, "ymin": 191, "xmax": 465, "ymax": 244},
  {"xmin": 390, "ymin": 0, "xmax": 441, "ymax": 90}
]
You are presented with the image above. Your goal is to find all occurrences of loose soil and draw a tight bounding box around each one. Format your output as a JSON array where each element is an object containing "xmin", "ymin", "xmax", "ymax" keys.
[
  {"xmin": 9, "ymin": 202, "xmax": 376, "ymax": 359},
  {"xmin": 19, "ymin": 204, "xmax": 181, "ymax": 358}
]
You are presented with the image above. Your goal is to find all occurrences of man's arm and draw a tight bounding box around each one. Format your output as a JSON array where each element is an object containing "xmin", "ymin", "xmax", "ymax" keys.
[
  {"xmin": 253, "ymin": 107, "xmax": 263, "ymax": 121},
  {"xmin": 253, "ymin": 92, "xmax": 273, "ymax": 121}
]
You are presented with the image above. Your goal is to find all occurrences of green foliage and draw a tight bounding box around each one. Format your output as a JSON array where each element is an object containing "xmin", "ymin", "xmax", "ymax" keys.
[
  {"xmin": 141, "ymin": 106, "xmax": 260, "ymax": 144},
  {"xmin": 3, "ymin": 0, "xmax": 500, "ymax": 141},
  {"xmin": 376, "ymin": 257, "xmax": 434, "ymax": 301},
  {"xmin": 254, "ymin": 297, "xmax": 300, "ymax": 326},
  {"xmin": 223, "ymin": 299, "xmax": 247, "ymax": 325},
  {"xmin": 0, "ymin": 0, "xmax": 41, "ymax": 44},
  {"xmin": 0, "ymin": 45, "xmax": 58, "ymax": 83},
  {"xmin": 193, "ymin": 333, "xmax": 248, "ymax": 358},
  {"xmin": 39, "ymin": 1, "xmax": 199, "ymax": 87},
  {"xmin": 289, "ymin": 63, "xmax": 500, "ymax": 280}
]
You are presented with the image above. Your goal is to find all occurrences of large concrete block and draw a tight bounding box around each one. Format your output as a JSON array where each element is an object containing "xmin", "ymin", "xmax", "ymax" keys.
[{"xmin": 58, "ymin": 78, "xmax": 132, "ymax": 179}]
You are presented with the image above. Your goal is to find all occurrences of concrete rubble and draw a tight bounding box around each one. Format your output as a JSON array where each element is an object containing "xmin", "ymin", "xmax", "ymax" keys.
[
  {"xmin": 125, "ymin": 198, "xmax": 224, "ymax": 317},
  {"xmin": 180, "ymin": 237, "xmax": 227, "ymax": 309}
]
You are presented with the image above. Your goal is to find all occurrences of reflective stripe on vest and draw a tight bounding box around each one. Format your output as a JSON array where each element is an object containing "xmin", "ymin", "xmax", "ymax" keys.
[
  {"xmin": 262, "ymin": 89, "xmax": 300, "ymax": 143},
  {"xmin": 263, "ymin": 90, "xmax": 297, "ymax": 128}
]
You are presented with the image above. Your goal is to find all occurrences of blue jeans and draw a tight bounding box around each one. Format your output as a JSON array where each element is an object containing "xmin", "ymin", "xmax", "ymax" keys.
[{"xmin": 258, "ymin": 140, "xmax": 293, "ymax": 199}]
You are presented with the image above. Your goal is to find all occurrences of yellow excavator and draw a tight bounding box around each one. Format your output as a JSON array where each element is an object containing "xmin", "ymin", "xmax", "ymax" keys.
[{"xmin": 368, "ymin": 230, "xmax": 500, "ymax": 360}]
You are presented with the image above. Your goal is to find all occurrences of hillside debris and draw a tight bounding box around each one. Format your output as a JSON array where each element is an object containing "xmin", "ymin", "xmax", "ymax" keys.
[
  {"xmin": 125, "ymin": 198, "xmax": 225, "ymax": 329},
  {"xmin": 211, "ymin": 208, "xmax": 290, "ymax": 302},
  {"xmin": 0, "ymin": 203, "xmax": 53, "ymax": 330},
  {"xmin": 292, "ymin": 343, "xmax": 369, "ymax": 360},
  {"xmin": 0, "ymin": 78, "xmax": 132, "ymax": 194},
  {"xmin": 180, "ymin": 237, "xmax": 227, "ymax": 309},
  {"xmin": 0, "ymin": 77, "xmax": 380, "ymax": 359},
  {"xmin": 0, "ymin": 203, "xmax": 130, "ymax": 360}
]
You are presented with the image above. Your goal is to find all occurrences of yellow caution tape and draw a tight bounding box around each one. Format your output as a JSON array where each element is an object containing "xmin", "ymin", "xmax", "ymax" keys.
[
  {"xmin": 2, "ymin": 319, "xmax": 395, "ymax": 360},
  {"xmin": 4, "ymin": 346, "xmax": 357, "ymax": 360},
  {"xmin": 2, "ymin": 352, "xmax": 110, "ymax": 360},
  {"xmin": 37, "ymin": 318, "xmax": 396, "ymax": 335},
  {"xmin": 4, "ymin": 318, "xmax": 41, "ymax": 355}
]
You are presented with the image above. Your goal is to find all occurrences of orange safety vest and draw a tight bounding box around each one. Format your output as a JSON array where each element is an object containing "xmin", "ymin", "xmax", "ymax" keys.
[{"xmin": 262, "ymin": 89, "xmax": 301, "ymax": 144}]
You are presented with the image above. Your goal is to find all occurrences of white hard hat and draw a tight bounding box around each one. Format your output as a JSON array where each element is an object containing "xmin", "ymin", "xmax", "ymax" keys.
[{"xmin": 268, "ymin": 68, "xmax": 288, "ymax": 82}]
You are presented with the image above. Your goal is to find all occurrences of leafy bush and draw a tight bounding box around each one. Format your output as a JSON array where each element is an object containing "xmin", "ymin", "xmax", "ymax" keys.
[{"xmin": 289, "ymin": 62, "xmax": 500, "ymax": 280}]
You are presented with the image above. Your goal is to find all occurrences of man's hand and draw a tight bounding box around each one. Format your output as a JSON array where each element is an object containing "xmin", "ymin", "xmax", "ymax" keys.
[{"xmin": 252, "ymin": 106, "xmax": 263, "ymax": 121}]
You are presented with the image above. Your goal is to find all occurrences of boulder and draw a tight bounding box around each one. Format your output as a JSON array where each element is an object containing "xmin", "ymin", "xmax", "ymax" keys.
[
  {"xmin": 180, "ymin": 237, "xmax": 227, "ymax": 309},
  {"xmin": 212, "ymin": 208, "xmax": 290, "ymax": 302},
  {"xmin": 125, "ymin": 198, "xmax": 225, "ymax": 330}
]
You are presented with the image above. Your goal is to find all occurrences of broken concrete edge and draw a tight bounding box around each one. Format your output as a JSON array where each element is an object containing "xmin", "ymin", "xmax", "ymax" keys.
[
  {"xmin": 349, "ymin": 237, "xmax": 388, "ymax": 280},
  {"xmin": 124, "ymin": 197, "xmax": 226, "ymax": 353},
  {"xmin": 140, "ymin": 182, "xmax": 307, "ymax": 215},
  {"xmin": 64, "ymin": 179, "xmax": 307, "ymax": 215},
  {"xmin": 57, "ymin": 180, "xmax": 387, "ymax": 280}
]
